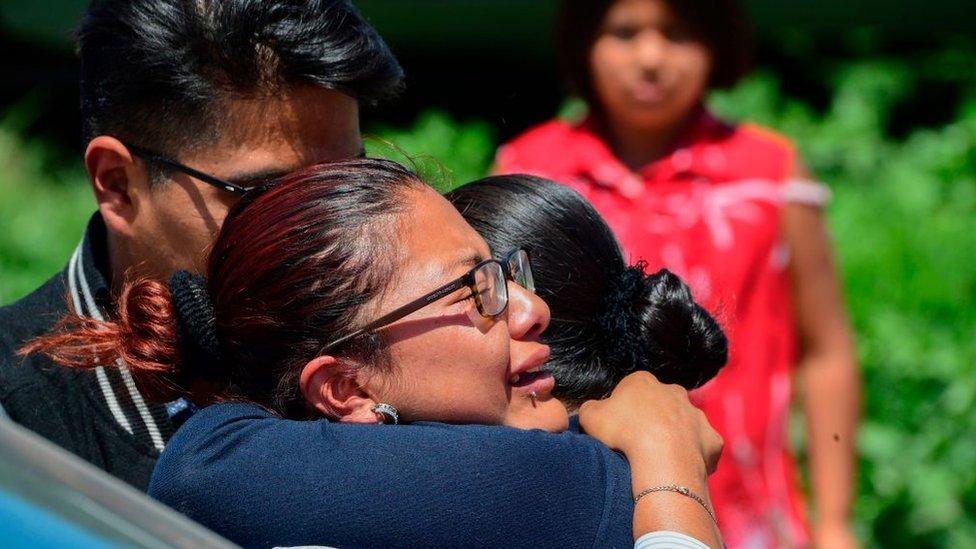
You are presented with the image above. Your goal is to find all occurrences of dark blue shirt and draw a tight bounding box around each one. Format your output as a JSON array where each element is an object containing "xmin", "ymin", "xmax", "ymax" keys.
[{"xmin": 150, "ymin": 403, "xmax": 635, "ymax": 548}]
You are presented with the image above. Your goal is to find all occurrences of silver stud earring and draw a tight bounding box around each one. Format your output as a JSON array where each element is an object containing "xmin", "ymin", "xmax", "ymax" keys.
[{"xmin": 371, "ymin": 403, "xmax": 399, "ymax": 425}]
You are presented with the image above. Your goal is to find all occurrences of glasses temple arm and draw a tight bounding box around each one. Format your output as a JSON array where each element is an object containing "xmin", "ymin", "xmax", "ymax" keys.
[
  {"xmin": 320, "ymin": 276, "xmax": 469, "ymax": 352},
  {"xmin": 126, "ymin": 144, "xmax": 249, "ymax": 194}
]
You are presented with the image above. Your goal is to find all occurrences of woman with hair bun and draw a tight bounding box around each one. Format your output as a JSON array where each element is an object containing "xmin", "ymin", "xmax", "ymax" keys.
[{"xmin": 447, "ymin": 175, "xmax": 728, "ymax": 431}]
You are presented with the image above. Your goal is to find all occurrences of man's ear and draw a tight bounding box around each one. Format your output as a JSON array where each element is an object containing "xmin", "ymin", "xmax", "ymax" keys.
[
  {"xmin": 84, "ymin": 136, "xmax": 149, "ymax": 239},
  {"xmin": 299, "ymin": 355, "xmax": 379, "ymax": 423}
]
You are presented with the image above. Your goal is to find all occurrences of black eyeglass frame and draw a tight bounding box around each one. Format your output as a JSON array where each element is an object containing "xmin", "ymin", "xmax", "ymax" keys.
[
  {"xmin": 321, "ymin": 249, "xmax": 533, "ymax": 353},
  {"xmin": 124, "ymin": 142, "xmax": 371, "ymax": 196},
  {"xmin": 124, "ymin": 143, "xmax": 252, "ymax": 195}
]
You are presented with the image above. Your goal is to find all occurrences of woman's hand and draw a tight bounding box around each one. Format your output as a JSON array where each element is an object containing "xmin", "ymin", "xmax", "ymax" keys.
[
  {"xmin": 579, "ymin": 371, "xmax": 722, "ymax": 474},
  {"xmin": 579, "ymin": 371, "xmax": 724, "ymax": 547}
]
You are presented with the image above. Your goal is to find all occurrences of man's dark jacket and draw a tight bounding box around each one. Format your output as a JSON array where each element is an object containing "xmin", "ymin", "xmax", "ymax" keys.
[{"xmin": 0, "ymin": 215, "xmax": 173, "ymax": 489}]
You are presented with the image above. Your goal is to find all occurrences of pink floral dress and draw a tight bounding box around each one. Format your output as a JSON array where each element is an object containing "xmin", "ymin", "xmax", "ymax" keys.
[{"xmin": 497, "ymin": 110, "xmax": 830, "ymax": 548}]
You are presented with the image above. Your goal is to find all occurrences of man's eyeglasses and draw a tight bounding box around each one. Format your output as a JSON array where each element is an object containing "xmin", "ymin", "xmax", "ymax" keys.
[
  {"xmin": 322, "ymin": 248, "xmax": 535, "ymax": 352},
  {"xmin": 124, "ymin": 142, "xmax": 370, "ymax": 195},
  {"xmin": 125, "ymin": 143, "xmax": 252, "ymax": 195}
]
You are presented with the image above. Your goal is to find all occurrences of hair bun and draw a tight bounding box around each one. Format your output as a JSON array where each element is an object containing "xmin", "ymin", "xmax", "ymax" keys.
[
  {"xmin": 638, "ymin": 269, "xmax": 728, "ymax": 389},
  {"xmin": 169, "ymin": 270, "xmax": 222, "ymax": 382},
  {"xmin": 598, "ymin": 262, "xmax": 646, "ymax": 367}
]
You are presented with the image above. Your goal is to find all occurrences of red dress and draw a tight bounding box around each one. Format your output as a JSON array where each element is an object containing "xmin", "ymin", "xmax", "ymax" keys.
[{"xmin": 497, "ymin": 111, "xmax": 828, "ymax": 548}]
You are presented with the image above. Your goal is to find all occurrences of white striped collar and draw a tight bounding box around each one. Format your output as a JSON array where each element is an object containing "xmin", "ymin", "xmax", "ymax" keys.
[{"xmin": 68, "ymin": 215, "xmax": 168, "ymax": 452}]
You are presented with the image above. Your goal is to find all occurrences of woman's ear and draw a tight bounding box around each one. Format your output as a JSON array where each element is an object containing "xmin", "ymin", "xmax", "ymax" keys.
[{"xmin": 299, "ymin": 355, "xmax": 379, "ymax": 423}]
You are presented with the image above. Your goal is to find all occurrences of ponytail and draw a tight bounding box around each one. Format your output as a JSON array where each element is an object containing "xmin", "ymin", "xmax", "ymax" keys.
[{"xmin": 20, "ymin": 279, "xmax": 183, "ymax": 395}]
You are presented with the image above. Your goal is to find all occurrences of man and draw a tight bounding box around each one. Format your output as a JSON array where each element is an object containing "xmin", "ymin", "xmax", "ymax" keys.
[{"xmin": 0, "ymin": 0, "xmax": 403, "ymax": 489}]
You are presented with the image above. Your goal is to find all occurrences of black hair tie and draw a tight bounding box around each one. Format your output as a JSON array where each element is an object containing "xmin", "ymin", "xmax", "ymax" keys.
[
  {"xmin": 169, "ymin": 270, "xmax": 222, "ymax": 384},
  {"xmin": 598, "ymin": 261, "xmax": 649, "ymax": 371}
]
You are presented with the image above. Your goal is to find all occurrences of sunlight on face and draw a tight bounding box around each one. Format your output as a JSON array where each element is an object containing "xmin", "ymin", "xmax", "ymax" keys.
[
  {"xmin": 364, "ymin": 187, "xmax": 558, "ymax": 426},
  {"xmin": 136, "ymin": 87, "xmax": 362, "ymax": 278}
]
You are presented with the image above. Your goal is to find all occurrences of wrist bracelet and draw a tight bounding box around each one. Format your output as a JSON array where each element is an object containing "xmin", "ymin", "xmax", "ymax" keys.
[{"xmin": 634, "ymin": 484, "xmax": 717, "ymax": 525}]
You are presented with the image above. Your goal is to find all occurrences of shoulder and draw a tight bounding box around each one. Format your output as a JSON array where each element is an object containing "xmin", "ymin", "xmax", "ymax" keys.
[
  {"xmin": 721, "ymin": 121, "xmax": 798, "ymax": 179},
  {"xmin": 738, "ymin": 123, "xmax": 796, "ymax": 160},
  {"xmin": 152, "ymin": 404, "xmax": 634, "ymax": 548},
  {"xmin": 0, "ymin": 271, "xmax": 70, "ymax": 343},
  {"xmin": 496, "ymin": 118, "xmax": 588, "ymax": 176},
  {"xmin": 150, "ymin": 403, "xmax": 273, "ymax": 474},
  {"xmin": 505, "ymin": 118, "xmax": 578, "ymax": 149},
  {"xmin": 0, "ymin": 271, "xmax": 71, "ymax": 385},
  {"xmin": 1, "ymin": 271, "xmax": 112, "ymax": 452}
]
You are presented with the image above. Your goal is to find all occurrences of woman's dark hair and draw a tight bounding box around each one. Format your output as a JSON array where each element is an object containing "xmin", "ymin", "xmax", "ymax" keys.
[
  {"xmin": 22, "ymin": 159, "xmax": 424, "ymax": 419},
  {"xmin": 447, "ymin": 175, "xmax": 727, "ymax": 408},
  {"xmin": 556, "ymin": 0, "xmax": 753, "ymax": 106},
  {"xmin": 78, "ymin": 0, "xmax": 403, "ymax": 157}
]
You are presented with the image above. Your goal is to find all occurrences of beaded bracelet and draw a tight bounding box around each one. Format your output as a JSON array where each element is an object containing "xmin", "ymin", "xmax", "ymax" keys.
[{"xmin": 634, "ymin": 484, "xmax": 717, "ymax": 525}]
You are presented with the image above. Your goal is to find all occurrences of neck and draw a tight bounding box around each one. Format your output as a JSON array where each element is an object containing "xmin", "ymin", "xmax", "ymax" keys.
[
  {"xmin": 597, "ymin": 108, "xmax": 700, "ymax": 171},
  {"xmin": 105, "ymin": 229, "xmax": 138, "ymax": 295}
]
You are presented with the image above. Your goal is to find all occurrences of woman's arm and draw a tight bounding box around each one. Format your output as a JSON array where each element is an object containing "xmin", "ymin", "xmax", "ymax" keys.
[
  {"xmin": 151, "ymin": 403, "xmax": 636, "ymax": 549},
  {"xmin": 580, "ymin": 372, "xmax": 724, "ymax": 548},
  {"xmin": 783, "ymin": 162, "xmax": 862, "ymax": 548},
  {"xmin": 152, "ymin": 373, "xmax": 723, "ymax": 549}
]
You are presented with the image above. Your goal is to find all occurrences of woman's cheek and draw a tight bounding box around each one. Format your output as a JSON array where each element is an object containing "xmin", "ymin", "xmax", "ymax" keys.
[{"xmin": 479, "ymin": 326, "xmax": 515, "ymax": 420}]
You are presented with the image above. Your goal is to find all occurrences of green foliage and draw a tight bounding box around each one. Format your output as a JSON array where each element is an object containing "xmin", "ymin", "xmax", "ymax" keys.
[
  {"xmin": 0, "ymin": 95, "xmax": 93, "ymax": 305},
  {"xmin": 710, "ymin": 55, "xmax": 976, "ymax": 547},
  {"xmin": 1, "ymin": 48, "xmax": 975, "ymax": 548},
  {"xmin": 364, "ymin": 110, "xmax": 496, "ymax": 193}
]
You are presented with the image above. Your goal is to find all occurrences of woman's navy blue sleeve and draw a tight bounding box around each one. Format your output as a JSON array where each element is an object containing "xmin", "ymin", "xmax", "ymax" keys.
[{"xmin": 149, "ymin": 403, "xmax": 634, "ymax": 548}]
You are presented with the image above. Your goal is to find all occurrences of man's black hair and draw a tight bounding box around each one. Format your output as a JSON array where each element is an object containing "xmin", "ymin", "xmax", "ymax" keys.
[{"xmin": 78, "ymin": 0, "xmax": 403, "ymax": 154}]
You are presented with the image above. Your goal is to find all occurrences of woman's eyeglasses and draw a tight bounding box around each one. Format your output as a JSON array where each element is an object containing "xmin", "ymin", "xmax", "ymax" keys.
[{"xmin": 322, "ymin": 249, "xmax": 535, "ymax": 352}]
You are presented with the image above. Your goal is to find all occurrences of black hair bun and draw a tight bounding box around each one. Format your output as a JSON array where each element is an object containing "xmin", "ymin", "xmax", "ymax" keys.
[
  {"xmin": 636, "ymin": 269, "xmax": 728, "ymax": 389},
  {"xmin": 598, "ymin": 265, "xmax": 727, "ymax": 390}
]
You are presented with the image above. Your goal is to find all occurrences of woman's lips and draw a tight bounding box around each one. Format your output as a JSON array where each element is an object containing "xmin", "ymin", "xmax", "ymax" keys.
[
  {"xmin": 631, "ymin": 82, "xmax": 666, "ymax": 104},
  {"xmin": 509, "ymin": 345, "xmax": 554, "ymax": 396}
]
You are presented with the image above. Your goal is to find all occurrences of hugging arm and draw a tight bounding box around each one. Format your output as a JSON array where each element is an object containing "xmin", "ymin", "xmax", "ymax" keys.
[
  {"xmin": 152, "ymin": 372, "xmax": 722, "ymax": 548},
  {"xmin": 581, "ymin": 373, "xmax": 723, "ymax": 548},
  {"xmin": 150, "ymin": 404, "xmax": 634, "ymax": 549}
]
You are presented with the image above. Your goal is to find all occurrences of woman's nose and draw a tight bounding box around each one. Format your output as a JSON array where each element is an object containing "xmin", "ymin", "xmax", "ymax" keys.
[
  {"xmin": 636, "ymin": 31, "xmax": 666, "ymax": 69},
  {"xmin": 506, "ymin": 283, "xmax": 550, "ymax": 341}
]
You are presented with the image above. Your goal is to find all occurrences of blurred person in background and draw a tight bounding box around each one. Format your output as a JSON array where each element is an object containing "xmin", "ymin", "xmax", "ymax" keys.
[
  {"xmin": 496, "ymin": 0, "xmax": 862, "ymax": 547},
  {"xmin": 0, "ymin": 0, "xmax": 403, "ymax": 489}
]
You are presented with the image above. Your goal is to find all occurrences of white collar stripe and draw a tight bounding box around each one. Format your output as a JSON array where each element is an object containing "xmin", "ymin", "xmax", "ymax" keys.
[
  {"xmin": 69, "ymin": 241, "xmax": 135, "ymax": 435},
  {"xmin": 115, "ymin": 359, "xmax": 165, "ymax": 451},
  {"xmin": 74, "ymin": 240, "xmax": 166, "ymax": 450},
  {"xmin": 67, "ymin": 243, "xmax": 83, "ymax": 315}
]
